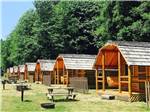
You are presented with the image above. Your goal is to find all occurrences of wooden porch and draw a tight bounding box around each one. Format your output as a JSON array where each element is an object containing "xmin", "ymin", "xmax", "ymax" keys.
[
  {"xmin": 94, "ymin": 42, "xmax": 150, "ymax": 102},
  {"xmin": 98, "ymin": 89, "xmax": 145, "ymax": 102}
]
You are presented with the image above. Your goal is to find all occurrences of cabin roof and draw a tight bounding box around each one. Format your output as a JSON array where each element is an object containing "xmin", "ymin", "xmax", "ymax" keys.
[
  {"xmin": 19, "ymin": 65, "xmax": 25, "ymax": 73},
  {"xmin": 37, "ymin": 59, "xmax": 55, "ymax": 71},
  {"xmin": 94, "ymin": 41, "xmax": 150, "ymax": 67},
  {"xmin": 109, "ymin": 41, "xmax": 150, "ymax": 48},
  {"xmin": 25, "ymin": 63, "xmax": 36, "ymax": 72},
  {"xmin": 111, "ymin": 41, "xmax": 150, "ymax": 66},
  {"xmin": 55, "ymin": 54, "xmax": 96, "ymax": 70}
]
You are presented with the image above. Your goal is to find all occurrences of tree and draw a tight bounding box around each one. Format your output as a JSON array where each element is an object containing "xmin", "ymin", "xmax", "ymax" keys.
[
  {"xmin": 117, "ymin": 2, "xmax": 150, "ymax": 41},
  {"xmin": 61, "ymin": 1, "xmax": 101, "ymax": 54},
  {"xmin": 1, "ymin": 1, "xmax": 150, "ymax": 72}
]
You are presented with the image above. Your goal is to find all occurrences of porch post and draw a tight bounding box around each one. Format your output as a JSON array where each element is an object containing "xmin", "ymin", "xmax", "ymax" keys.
[
  {"xmin": 34, "ymin": 70, "xmax": 36, "ymax": 82},
  {"xmin": 41, "ymin": 72, "xmax": 43, "ymax": 84},
  {"xmin": 54, "ymin": 70, "xmax": 56, "ymax": 84},
  {"xmin": 63, "ymin": 64, "xmax": 65, "ymax": 85},
  {"xmin": 118, "ymin": 51, "xmax": 121, "ymax": 93},
  {"xmin": 66, "ymin": 70, "xmax": 69, "ymax": 86},
  {"xmin": 56, "ymin": 61, "xmax": 59, "ymax": 84},
  {"xmin": 102, "ymin": 52, "xmax": 105, "ymax": 91},
  {"xmin": 128, "ymin": 65, "xmax": 132, "ymax": 97},
  {"xmin": 95, "ymin": 68, "xmax": 98, "ymax": 95}
]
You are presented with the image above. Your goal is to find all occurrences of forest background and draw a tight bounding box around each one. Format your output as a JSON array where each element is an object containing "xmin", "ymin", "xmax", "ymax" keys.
[{"xmin": 1, "ymin": 1, "xmax": 150, "ymax": 72}]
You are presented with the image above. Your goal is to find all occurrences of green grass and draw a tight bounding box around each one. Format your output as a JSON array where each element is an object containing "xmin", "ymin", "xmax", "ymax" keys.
[{"xmin": 1, "ymin": 84, "xmax": 150, "ymax": 112}]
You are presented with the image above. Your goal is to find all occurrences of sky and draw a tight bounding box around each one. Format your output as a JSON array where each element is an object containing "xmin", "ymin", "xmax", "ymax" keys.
[{"xmin": 1, "ymin": 0, "xmax": 34, "ymax": 40}]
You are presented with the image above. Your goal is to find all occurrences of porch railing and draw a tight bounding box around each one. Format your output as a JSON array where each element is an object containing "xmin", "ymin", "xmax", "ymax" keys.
[{"xmin": 69, "ymin": 77, "xmax": 88, "ymax": 93}]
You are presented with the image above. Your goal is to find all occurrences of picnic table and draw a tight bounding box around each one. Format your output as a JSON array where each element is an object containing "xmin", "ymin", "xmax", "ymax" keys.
[{"xmin": 47, "ymin": 86, "xmax": 77, "ymax": 101}]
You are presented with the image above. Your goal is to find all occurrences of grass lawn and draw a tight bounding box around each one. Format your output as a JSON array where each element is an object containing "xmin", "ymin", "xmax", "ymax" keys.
[{"xmin": 1, "ymin": 83, "xmax": 150, "ymax": 112}]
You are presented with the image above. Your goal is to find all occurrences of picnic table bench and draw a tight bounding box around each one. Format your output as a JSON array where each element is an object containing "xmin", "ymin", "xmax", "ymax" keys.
[{"xmin": 46, "ymin": 86, "xmax": 77, "ymax": 101}]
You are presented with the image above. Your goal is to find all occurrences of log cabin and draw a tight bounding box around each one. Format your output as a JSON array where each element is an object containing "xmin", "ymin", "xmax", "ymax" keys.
[
  {"xmin": 25, "ymin": 63, "xmax": 36, "ymax": 83},
  {"xmin": 13, "ymin": 66, "xmax": 19, "ymax": 78},
  {"xmin": 8, "ymin": 67, "xmax": 13, "ymax": 80},
  {"xmin": 9, "ymin": 67, "xmax": 13, "ymax": 75},
  {"xmin": 6, "ymin": 68, "xmax": 10, "ymax": 78},
  {"xmin": 35, "ymin": 59, "xmax": 55, "ymax": 86},
  {"xmin": 18, "ymin": 65, "xmax": 25, "ymax": 80},
  {"xmin": 6, "ymin": 68, "xmax": 10, "ymax": 74},
  {"xmin": 8, "ymin": 67, "xmax": 18, "ymax": 81},
  {"xmin": 53, "ymin": 54, "xmax": 96, "ymax": 88},
  {"xmin": 93, "ymin": 41, "xmax": 150, "ymax": 101}
]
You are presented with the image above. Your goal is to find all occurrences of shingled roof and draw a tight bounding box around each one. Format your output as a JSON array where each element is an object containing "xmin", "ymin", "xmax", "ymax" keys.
[
  {"xmin": 95, "ymin": 41, "xmax": 150, "ymax": 66},
  {"xmin": 37, "ymin": 59, "xmax": 55, "ymax": 71},
  {"xmin": 19, "ymin": 65, "xmax": 25, "ymax": 73},
  {"xmin": 26, "ymin": 63, "xmax": 36, "ymax": 72},
  {"xmin": 56, "ymin": 54, "xmax": 96, "ymax": 70},
  {"xmin": 112, "ymin": 41, "xmax": 150, "ymax": 66}
]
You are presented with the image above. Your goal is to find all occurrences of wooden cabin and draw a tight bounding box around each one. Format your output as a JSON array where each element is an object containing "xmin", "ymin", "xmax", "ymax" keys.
[
  {"xmin": 9, "ymin": 67, "xmax": 13, "ymax": 75},
  {"xmin": 53, "ymin": 54, "xmax": 96, "ymax": 88},
  {"xmin": 8, "ymin": 67, "xmax": 18, "ymax": 81},
  {"xmin": 6, "ymin": 68, "xmax": 10, "ymax": 74},
  {"xmin": 6, "ymin": 68, "xmax": 10, "ymax": 78},
  {"xmin": 13, "ymin": 66, "xmax": 19, "ymax": 78},
  {"xmin": 25, "ymin": 63, "xmax": 36, "ymax": 83},
  {"xmin": 8, "ymin": 67, "xmax": 14, "ymax": 80},
  {"xmin": 18, "ymin": 65, "xmax": 25, "ymax": 80},
  {"xmin": 35, "ymin": 59, "xmax": 55, "ymax": 86},
  {"xmin": 94, "ymin": 41, "xmax": 150, "ymax": 101}
]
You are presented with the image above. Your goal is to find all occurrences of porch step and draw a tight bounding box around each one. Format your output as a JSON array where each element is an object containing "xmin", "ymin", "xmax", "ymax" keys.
[
  {"xmin": 101, "ymin": 94, "xmax": 115, "ymax": 100},
  {"xmin": 116, "ymin": 95, "xmax": 129, "ymax": 102}
]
